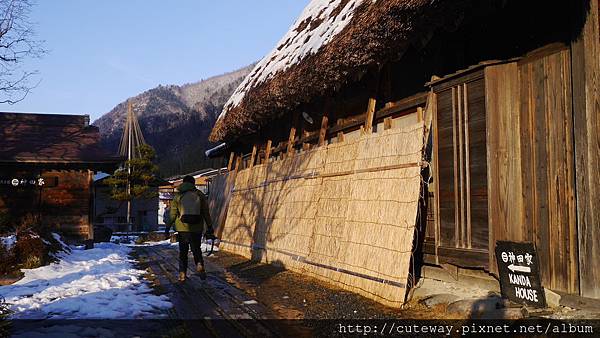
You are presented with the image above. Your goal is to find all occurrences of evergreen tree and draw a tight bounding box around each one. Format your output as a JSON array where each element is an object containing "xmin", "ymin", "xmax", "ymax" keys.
[{"xmin": 106, "ymin": 144, "xmax": 158, "ymax": 202}]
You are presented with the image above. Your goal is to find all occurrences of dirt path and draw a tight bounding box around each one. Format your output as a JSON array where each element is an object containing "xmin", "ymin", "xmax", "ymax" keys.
[
  {"xmin": 208, "ymin": 250, "xmax": 447, "ymax": 320},
  {"xmin": 134, "ymin": 244, "xmax": 312, "ymax": 337},
  {"xmin": 134, "ymin": 243, "xmax": 450, "ymax": 337}
]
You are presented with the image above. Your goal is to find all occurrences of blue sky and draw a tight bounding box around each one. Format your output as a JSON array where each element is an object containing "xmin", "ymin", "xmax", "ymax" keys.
[{"xmin": 1, "ymin": 1, "xmax": 308, "ymax": 121}]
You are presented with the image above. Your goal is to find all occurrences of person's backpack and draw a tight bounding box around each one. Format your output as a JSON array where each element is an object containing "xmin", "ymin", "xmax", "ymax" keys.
[{"xmin": 179, "ymin": 191, "xmax": 203, "ymax": 224}]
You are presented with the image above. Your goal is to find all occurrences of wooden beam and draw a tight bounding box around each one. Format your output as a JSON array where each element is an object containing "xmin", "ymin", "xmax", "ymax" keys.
[
  {"xmin": 451, "ymin": 86, "xmax": 461, "ymax": 248},
  {"xmin": 287, "ymin": 127, "xmax": 296, "ymax": 156},
  {"xmin": 266, "ymin": 93, "xmax": 427, "ymax": 157},
  {"xmin": 432, "ymin": 86, "xmax": 441, "ymax": 265},
  {"xmin": 234, "ymin": 153, "xmax": 241, "ymax": 172},
  {"xmin": 264, "ymin": 140, "xmax": 272, "ymax": 164},
  {"xmin": 571, "ymin": 0, "xmax": 600, "ymax": 299},
  {"xmin": 318, "ymin": 115, "xmax": 328, "ymax": 146},
  {"xmin": 227, "ymin": 152, "xmax": 235, "ymax": 171},
  {"xmin": 249, "ymin": 145, "xmax": 257, "ymax": 169},
  {"xmin": 375, "ymin": 92, "xmax": 428, "ymax": 120},
  {"xmin": 462, "ymin": 83, "xmax": 471, "ymax": 249},
  {"xmin": 87, "ymin": 170, "xmax": 94, "ymax": 241},
  {"xmin": 384, "ymin": 117, "xmax": 392, "ymax": 130},
  {"xmin": 364, "ymin": 98, "xmax": 376, "ymax": 133}
]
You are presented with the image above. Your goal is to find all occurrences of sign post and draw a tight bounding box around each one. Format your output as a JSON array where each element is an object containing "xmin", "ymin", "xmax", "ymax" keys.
[{"xmin": 495, "ymin": 241, "xmax": 547, "ymax": 308}]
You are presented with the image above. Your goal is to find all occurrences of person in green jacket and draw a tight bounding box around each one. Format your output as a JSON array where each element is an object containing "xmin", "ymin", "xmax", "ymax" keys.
[{"xmin": 167, "ymin": 175, "xmax": 215, "ymax": 282}]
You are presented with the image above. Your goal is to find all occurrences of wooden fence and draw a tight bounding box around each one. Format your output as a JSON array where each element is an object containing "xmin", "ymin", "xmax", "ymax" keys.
[{"xmin": 216, "ymin": 122, "xmax": 426, "ymax": 306}]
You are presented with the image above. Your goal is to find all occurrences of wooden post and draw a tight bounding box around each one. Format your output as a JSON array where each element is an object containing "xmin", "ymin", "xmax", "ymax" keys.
[
  {"xmin": 384, "ymin": 117, "xmax": 392, "ymax": 130},
  {"xmin": 287, "ymin": 127, "xmax": 296, "ymax": 156},
  {"xmin": 417, "ymin": 106, "xmax": 424, "ymax": 123},
  {"xmin": 277, "ymin": 141, "xmax": 286, "ymax": 159},
  {"xmin": 265, "ymin": 140, "xmax": 272, "ymax": 164},
  {"xmin": 302, "ymin": 130, "xmax": 310, "ymax": 150},
  {"xmin": 87, "ymin": 170, "xmax": 94, "ymax": 241},
  {"xmin": 365, "ymin": 97, "xmax": 376, "ymax": 133},
  {"xmin": 337, "ymin": 131, "xmax": 345, "ymax": 143},
  {"xmin": 571, "ymin": 0, "xmax": 600, "ymax": 299},
  {"xmin": 234, "ymin": 153, "xmax": 241, "ymax": 172},
  {"xmin": 249, "ymin": 145, "xmax": 257, "ymax": 169},
  {"xmin": 318, "ymin": 115, "xmax": 328, "ymax": 146},
  {"xmin": 227, "ymin": 152, "xmax": 235, "ymax": 171}
]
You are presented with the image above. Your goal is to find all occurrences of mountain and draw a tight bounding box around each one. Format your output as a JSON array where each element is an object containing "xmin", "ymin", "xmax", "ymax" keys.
[{"xmin": 93, "ymin": 65, "xmax": 253, "ymax": 177}]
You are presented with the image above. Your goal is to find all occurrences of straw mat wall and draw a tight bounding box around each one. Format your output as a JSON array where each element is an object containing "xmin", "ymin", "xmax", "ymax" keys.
[
  {"xmin": 220, "ymin": 122, "xmax": 425, "ymax": 306},
  {"xmin": 207, "ymin": 172, "xmax": 237, "ymax": 238}
]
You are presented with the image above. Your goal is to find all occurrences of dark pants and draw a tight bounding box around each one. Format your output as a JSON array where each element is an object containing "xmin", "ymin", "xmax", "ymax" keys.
[{"xmin": 178, "ymin": 231, "xmax": 204, "ymax": 273}]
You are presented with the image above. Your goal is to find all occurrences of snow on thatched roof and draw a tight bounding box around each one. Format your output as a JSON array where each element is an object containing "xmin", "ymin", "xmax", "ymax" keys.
[
  {"xmin": 211, "ymin": 0, "xmax": 470, "ymax": 142},
  {"xmin": 221, "ymin": 0, "xmax": 366, "ymax": 116}
]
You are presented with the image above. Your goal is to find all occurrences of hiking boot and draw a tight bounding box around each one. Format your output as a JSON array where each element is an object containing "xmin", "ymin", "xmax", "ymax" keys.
[
  {"xmin": 196, "ymin": 263, "xmax": 207, "ymax": 280},
  {"xmin": 178, "ymin": 272, "xmax": 186, "ymax": 282}
]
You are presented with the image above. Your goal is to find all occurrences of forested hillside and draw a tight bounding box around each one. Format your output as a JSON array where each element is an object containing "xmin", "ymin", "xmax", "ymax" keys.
[{"xmin": 93, "ymin": 65, "xmax": 252, "ymax": 177}]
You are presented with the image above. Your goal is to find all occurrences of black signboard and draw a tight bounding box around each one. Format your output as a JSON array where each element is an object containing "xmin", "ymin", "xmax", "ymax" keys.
[{"xmin": 495, "ymin": 241, "xmax": 547, "ymax": 308}]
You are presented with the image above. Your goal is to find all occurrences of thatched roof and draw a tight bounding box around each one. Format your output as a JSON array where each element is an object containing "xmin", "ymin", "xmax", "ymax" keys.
[{"xmin": 210, "ymin": 0, "xmax": 470, "ymax": 142}]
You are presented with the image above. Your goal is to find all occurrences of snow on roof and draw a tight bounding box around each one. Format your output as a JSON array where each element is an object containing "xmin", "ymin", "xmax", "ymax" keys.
[{"xmin": 218, "ymin": 0, "xmax": 372, "ymax": 121}]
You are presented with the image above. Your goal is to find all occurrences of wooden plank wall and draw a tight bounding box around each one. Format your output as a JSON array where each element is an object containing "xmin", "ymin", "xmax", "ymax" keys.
[
  {"xmin": 40, "ymin": 170, "xmax": 93, "ymax": 240},
  {"xmin": 571, "ymin": 0, "xmax": 600, "ymax": 299},
  {"xmin": 485, "ymin": 49, "xmax": 578, "ymax": 294},
  {"xmin": 0, "ymin": 170, "xmax": 40, "ymax": 224},
  {"xmin": 435, "ymin": 88, "xmax": 457, "ymax": 249},
  {"xmin": 433, "ymin": 72, "xmax": 490, "ymax": 268},
  {"xmin": 484, "ymin": 63, "xmax": 523, "ymax": 274},
  {"xmin": 0, "ymin": 169, "xmax": 93, "ymax": 240}
]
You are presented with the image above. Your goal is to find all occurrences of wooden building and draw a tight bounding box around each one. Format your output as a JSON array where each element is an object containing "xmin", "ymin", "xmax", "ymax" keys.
[
  {"xmin": 0, "ymin": 113, "xmax": 121, "ymax": 240},
  {"xmin": 92, "ymin": 176, "xmax": 159, "ymax": 232},
  {"xmin": 158, "ymin": 168, "xmax": 225, "ymax": 227},
  {"xmin": 209, "ymin": 0, "xmax": 600, "ymax": 304}
]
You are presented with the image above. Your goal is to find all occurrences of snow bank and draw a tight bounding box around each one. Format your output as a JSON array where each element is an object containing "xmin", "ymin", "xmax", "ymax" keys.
[
  {"xmin": 219, "ymin": 0, "xmax": 371, "ymax": 119},
  {"xmin": 110, "ymin": 235, "xmax": 139, "ymax": 244},
  {"xmin": 1, "ymin": 235, "xmax": 16, "ymax": 249},
  {"xmin": 0, "ymin": 243, "xmax": 171, "ymax": 319}
]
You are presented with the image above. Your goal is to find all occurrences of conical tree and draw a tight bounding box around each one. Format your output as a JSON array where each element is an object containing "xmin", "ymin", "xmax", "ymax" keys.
[
  {"xmin": 106, "ymin": 144, "xmax": 158, "ymax": 201},
  {"xmin": 105, "ymin": 101, "xmax": 157, "ymax": 230}
]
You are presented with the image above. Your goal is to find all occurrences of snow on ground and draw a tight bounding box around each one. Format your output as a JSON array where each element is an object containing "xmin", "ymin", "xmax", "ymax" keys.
[
  {"xmin": 0, "ymin": 242, "xmax": 171, "ymax": 319},
  {"xmin": 109, "ymin": 235, "xmax": 140, "ymax": 244},
  {"xmin": 1, "ymin": 234, "xmax": 16, "ymax": 249}
]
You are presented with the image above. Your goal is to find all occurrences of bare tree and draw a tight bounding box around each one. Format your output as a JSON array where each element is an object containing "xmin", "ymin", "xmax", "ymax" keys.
[{"xmin": 0, "ymin": 0, "xmax": 45, "ymax": 104}]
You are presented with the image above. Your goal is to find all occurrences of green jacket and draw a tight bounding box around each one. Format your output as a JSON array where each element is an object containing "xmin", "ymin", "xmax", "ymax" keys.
[{"xmin": 167, "ymin": 182, "xmax": 213, "ymax": 233}]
